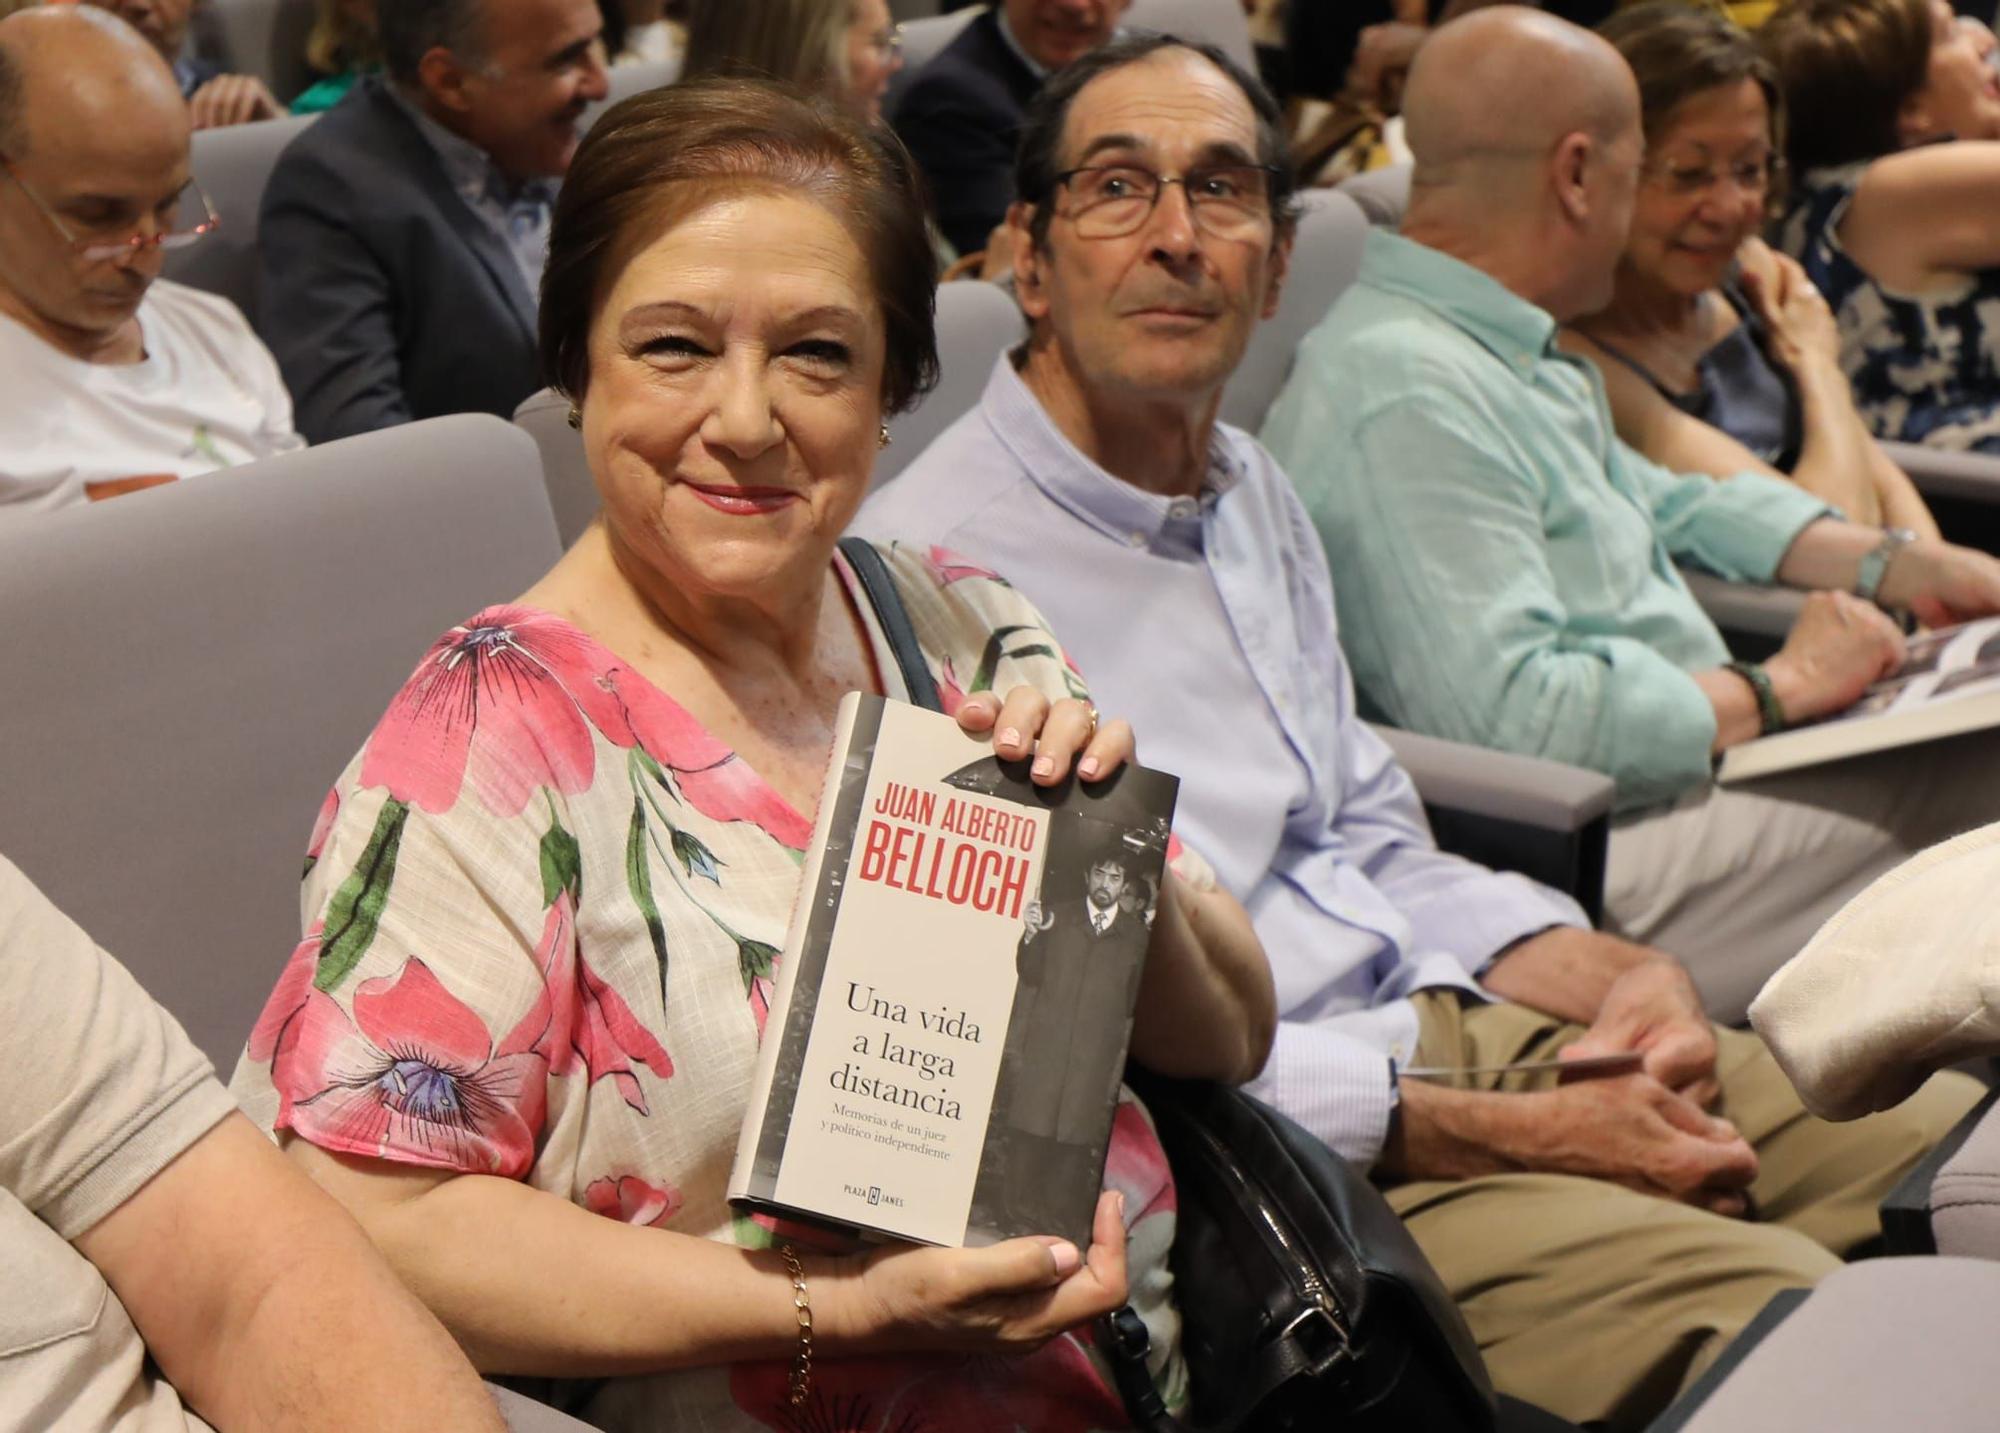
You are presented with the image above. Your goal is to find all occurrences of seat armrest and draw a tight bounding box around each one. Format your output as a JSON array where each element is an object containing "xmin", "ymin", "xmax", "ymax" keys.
[
  {"xmin": 1369, "ymin": 724, "xmax": 1613, "ymax": 831},
  {"xmin": 1883, "ymin": 1086, "xmax": 2000, "ymax": 1257},
  {"xmin": 1369, "ymin": 724, "xmax": 1614, "ymax": 920},
  {"xmin": 1680, "ymin": 570, "xmax": 1802, "ymax": 645},
  {"xmin": 1880, "ymin": 441, "xmax": 2000, "ymax": 505},
  {"xmin": 1647, "ymin": 1259, "xmax": 2000, "ymax": 1432}
]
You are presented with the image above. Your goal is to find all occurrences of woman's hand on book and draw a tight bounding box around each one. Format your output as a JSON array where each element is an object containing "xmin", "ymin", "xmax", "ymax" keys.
[
  {"xmin": 1876, "ymin": 539, "xmax": 2000, "ymax": 628},
  {"xmin": 825, "ymin": 1190, "xmax": 1129, "ymax": 1354},
  {"xmin": 956, "ymin": 688, "xmax": 1136, "ymax": 788}
]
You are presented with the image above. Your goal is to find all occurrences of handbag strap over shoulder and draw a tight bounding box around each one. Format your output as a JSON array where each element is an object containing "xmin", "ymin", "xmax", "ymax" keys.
[{"xmin": 838, "ymin": 537, "xmax": 942, "ymax": 711}]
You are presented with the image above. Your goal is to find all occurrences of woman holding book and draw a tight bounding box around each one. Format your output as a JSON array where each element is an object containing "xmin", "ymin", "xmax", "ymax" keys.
[
  {"xmin": 228, "ymin": 79, "xmax": 1274, "ymax": 1433},
  {"xmin": 1561, "ymin": 3, "xmax": 1940, "ymax": 534}
]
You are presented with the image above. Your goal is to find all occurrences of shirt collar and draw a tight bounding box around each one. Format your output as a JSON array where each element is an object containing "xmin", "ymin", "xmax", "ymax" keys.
[
  {"xmin": 978, "ymin": 353, "xmax": 1245, "ymax": 554},
  {"xmin": 994, "ymin": 9, "xmax": 1051, "ymax": 80},
  {"xmin": 1357, "ymin": 228, "xmax": 1560, "ymax": 376},
  {"xmin": 386, "ymin": 83, "xmax": 558, "ymax": 213}
]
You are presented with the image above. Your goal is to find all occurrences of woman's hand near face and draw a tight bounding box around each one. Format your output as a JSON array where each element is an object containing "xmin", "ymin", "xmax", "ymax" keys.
[
  {"xmin": 827, "ymin": 1191, "xmax": 1129, "ymax": 1356},
  {"xmin": 954, "ymin": 688, "xmax": 1136, "ymax": 786},
  {"xmin": 1740, "ymin": 244, "xmax": 1841, "ymax": 375}
]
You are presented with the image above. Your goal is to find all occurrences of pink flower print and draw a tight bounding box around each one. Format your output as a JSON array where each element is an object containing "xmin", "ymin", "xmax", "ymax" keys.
[
  {"xmin": 936, "ymin": 656, "xmax": 968, "ymax": 717},
  {"xmin": 730, "ymin": 1338, "xmax": 1126, "ymax": 1431},
  {"xmin": 608, "ymin": 669, "xmax": 815, "ymax": 849},
  {"xmin": 1103, "ymin": 1097, "xmax": 1177, "ymax": 1225},
  {"xmin": 922, "ymin": 545, "xmax": 1007, "ymax": 588},
  {"xmin": 279, "ymin": 956, "xmax": 550, "ymax": 1177},
  {"xmin": 303, "ymin": 788, "xmax": 340, "ymax": 876},
  {"xmin": 247, "ymin": 926, "xmax": 323, "ymax": 1122},
  {"xmin": 359, "ymin": 606, "xmax": 617, "ymax": 817},
  {"xmin": 584, "ymin": 1174, "xmax": 683, "ymax": 1228},
  {"xmin": 520, "ymin": 894, "xmax": 676, "ymax": 1114}
]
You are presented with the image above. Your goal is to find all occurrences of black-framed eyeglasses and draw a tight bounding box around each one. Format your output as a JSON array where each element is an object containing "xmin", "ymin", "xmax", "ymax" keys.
[
  {"xmin": 0, "ymin": 161, "xmax": 220, "ymax": 264},
  {"xmin": 1050, "ymin": 163, "xmax": 1282, "ymax": 239}
]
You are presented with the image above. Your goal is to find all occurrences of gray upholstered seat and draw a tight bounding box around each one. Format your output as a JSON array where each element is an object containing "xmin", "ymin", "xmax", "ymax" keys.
[
  {"xmin": 1218, "ymin": 187, "xmax": 1369, "ymax": 433},
  {"xmin": 190, "ymin": 0, "xmax": 318, "ymax": 104},
  {"xmin": 1652, "ymin": 1258, "xmax": 2000, "ymax": 1432},
  {"xmin": 880, "ymin": 279, "xmax": 1026, "ymax": 486},
  {"xmin": 1125, "ymin": 0, "xmax": 1256, "ymax": 71},
  {"xmin": 1336, "ymin": 161, "xmax": 1412, "ymax": 229},
  {"xmin": 167, "ymin": 112, "xmax": 317, "ymax": 324},
  {"xmin": 0, "ymin": 416, "xmax": 561, "ymax": 1071}
]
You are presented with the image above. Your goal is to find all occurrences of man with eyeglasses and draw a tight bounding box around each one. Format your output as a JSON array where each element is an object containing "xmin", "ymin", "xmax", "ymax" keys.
[
  {"xmin": 862, "ymin": 32, "xmax": 1985, "ymax": 1426},
  {"xmin": 0, "ymin": 5, "xmax": 301, "ymax": 517},
  {"xmin": 258, "ymin": 0, "xmax": 608, "ymax": 443},
  {"xmin": 1263, "ymin": 6, "xmax": 2000, "ymax": 1016}
]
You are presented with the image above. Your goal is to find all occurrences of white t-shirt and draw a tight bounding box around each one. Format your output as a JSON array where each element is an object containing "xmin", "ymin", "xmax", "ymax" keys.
[{"xmin": 0, "ymin": 280, "xmax": 304, "ymax": 517}]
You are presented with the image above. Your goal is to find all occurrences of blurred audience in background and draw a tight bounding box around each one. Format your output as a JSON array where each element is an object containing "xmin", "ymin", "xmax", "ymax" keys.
[
  {"xmin": 0, "ymin": 5, "xmax": 300, "ymax": 517},
  {"xmin": 609, "ymin": 0, "xmax": 682, "ymax": 66},
  {"xmin": 1565, "ymin": 2, "xmax": 1938, "ymax": 533},
  {"xmin": 895, "ymin": 0, "xmax": 1128, "ymax": 257},
  {"xmin": 1766, "ymin": 0, "xmax": 2000, "ymax": 454},
  {"xmin": 1263, "ymin": 5, "xmax": 2000, "ymax": 1019},
  {"xmin": 257, "ymin": 0, "xmax": 607, "ymax": 443},
  {"xmin": 682, "ymin": 0, "xmax": 901, "ymax": 120},
  {"xmin": 79, "ymin": 0, "xmax": 284, "ymax": 126},
  {"xmin": 291, "ymin": 0, "xmax": 379, "ymax": 114}
]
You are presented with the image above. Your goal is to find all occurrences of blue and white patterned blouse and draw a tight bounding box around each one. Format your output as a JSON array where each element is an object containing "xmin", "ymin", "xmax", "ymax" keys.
[{"xmin": 1778, "ymin": 160, "xmax": 2000, "ymax": 454}]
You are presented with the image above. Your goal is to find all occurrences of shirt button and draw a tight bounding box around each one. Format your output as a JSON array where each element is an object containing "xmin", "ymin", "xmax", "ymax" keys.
[
  {"xmin": 1167, "ymin": 498, "xmax": 1198, "ymax": 520},
  {"xmin": 1127, "ymin": 531, "xmax": 1147, "ymax": 548}
]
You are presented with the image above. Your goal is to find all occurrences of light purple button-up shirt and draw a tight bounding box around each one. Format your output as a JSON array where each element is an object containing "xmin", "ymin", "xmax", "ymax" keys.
[{"xmin": 858, "ymin": 356, "xmax": 1587, "ymax": 1166}]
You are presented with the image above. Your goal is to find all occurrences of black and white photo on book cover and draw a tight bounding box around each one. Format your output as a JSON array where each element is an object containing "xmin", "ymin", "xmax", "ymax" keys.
[{"xmin": 729, "ymin": 693, "xmax": 1178, "ymax": 1250}]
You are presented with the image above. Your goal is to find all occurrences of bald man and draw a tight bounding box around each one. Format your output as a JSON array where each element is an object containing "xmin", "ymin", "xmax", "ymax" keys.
[
  {"xmin": 0, "ymin": 5, "xmax": 302, "ymax": 517},
  {"xmin": 1262, "ymin": 6, "xmax": 2000, "ymax": 1019}
]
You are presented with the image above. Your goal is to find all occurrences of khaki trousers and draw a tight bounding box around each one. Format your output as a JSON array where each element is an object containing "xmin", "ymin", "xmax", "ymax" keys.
[
  {"xmin": 1383, "ymin": 991, "xmax": 1984, "ymax": 1432},
  {"xmin": 1605, "ymin": 729, "xmax": 2000, "ymax": 1026}
]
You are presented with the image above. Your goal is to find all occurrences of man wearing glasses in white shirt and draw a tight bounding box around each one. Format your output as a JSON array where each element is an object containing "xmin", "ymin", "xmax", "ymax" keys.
[{"xmin": 0, "ymin": 5, "xmax": 302, "ymax": 517}]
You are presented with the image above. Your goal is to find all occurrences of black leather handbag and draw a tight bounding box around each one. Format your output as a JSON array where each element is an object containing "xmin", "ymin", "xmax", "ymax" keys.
[{"xmin": 1103, "ymin": 1071, "xmax": 1499, "ymax": 1433}]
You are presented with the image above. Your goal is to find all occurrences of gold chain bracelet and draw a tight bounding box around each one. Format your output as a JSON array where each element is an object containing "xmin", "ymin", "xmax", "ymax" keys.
[{"xmin": 779, "ymin": 1243, "xmax": 813, "ymax": 1407}]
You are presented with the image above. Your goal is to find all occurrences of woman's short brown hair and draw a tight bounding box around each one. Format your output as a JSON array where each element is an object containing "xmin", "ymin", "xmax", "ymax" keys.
[
  {"xmin": 1759, "ymin": 0, "xmax": 1932, "ymax": 172},
  {"xmin": 538, "ymin": 77, "xmax": 940, "ymax": 414},
  {"xmin": 1598, "ymin": 3, "xmax": 1783, "ymax": 153}
]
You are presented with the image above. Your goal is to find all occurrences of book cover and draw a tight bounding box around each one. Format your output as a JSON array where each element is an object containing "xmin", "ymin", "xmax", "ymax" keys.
[
  {"xmin": 1719, "ymin": 616, "xmax": 2000, "ymax": 783},
  {"xmin": 729, "ymin": 692, "xmax": 1179, "ymax": 1249}
]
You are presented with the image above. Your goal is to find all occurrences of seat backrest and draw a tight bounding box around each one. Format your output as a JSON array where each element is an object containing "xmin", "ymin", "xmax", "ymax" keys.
[
  {"xmin": 879, "ymin": 280, "xmax": 1026, "ymax": 486},
  {"xmin": 1125, "ymin": 0, "xmax": 1256, "ymax": 71},
  {"xmin": 1219, "ymin": 188, "xmax": 1369, "ymax": 433},
  {"xmin": 586, "ymin": 57, "xmax": 682, "ymax": 131},
  {"xmin": 886, "ymin": 6, "xmax": 982, "ymax": 115},
  {"xmin": 515, "ymin": 388, "xmax": 600, "ymax": 549},
  {"xmin": 166, "ymin": 113, "xmax": 317, "ymax": 323},
  {"xmin": 0, "ymin": 416, "xmax": 562, "ymax": 1070},
  {"xmin": 191, "ymin": 0, "xmax": 319, "ymax": 104},
  {"xmin": 1337, "ymin": 161, "xmax": 1412, "ymax": 228}
]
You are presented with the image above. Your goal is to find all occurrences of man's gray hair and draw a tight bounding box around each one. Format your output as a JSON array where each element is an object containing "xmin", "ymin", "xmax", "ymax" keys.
[{"xmin": 379, "ymin": 0, "xmax": 490, "ymax": 85}]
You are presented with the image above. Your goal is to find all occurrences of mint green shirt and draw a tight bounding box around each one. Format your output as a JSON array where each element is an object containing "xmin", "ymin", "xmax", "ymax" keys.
[{"xmin": 1260, "ymin": 230, "xmax": 1833, "ymax": 811}]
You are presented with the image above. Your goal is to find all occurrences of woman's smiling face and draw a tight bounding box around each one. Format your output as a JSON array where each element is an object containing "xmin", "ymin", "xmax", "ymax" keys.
[{"xmin": 1624, "ymin": 78, "xmax": 1776, "ymax": 298}]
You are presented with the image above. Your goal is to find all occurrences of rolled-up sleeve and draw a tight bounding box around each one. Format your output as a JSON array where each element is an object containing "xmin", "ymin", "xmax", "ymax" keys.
[
  {"xmin": 1320, "ymin": 400, "xmax": 1720, "ymax": 808},
  {"xmin": 1626, "ymin": 446, "xmax": 1835, "ymax": 582}
]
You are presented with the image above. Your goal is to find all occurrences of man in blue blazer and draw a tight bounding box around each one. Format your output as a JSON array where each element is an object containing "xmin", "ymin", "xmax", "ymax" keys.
[
  {"xmin": 894, "ymin": 0, "xmax": 1127, "ymax": 259},
  {"xmin": 258, "ymin": 0, "xmax": 608, "ymax": 443}
]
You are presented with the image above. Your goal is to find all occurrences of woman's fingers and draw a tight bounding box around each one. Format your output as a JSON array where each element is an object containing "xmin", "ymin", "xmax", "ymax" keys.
[{"xmin": 952, "ymin": 688, "xmax": 1135, "ymax": 785}]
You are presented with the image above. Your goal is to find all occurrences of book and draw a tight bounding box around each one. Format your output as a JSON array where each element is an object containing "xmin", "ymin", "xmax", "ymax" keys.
[
  {"xmin": 1718, "ymin": 616, "xmax": 2000, "ymax": 783},
  {"xmin": 729, "ymin": 692, "xmax": 1179, "ymax": 1250}
]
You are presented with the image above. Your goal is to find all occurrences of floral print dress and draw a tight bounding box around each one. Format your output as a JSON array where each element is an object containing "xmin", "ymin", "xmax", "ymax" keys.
[
  {"xmin": 229, "ymin": 541, "xmax": 1185, "ymax": 1433},
  {"xmin": 1779, "ymin": 161, "xmax": 2000, "ymax": 453}
]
